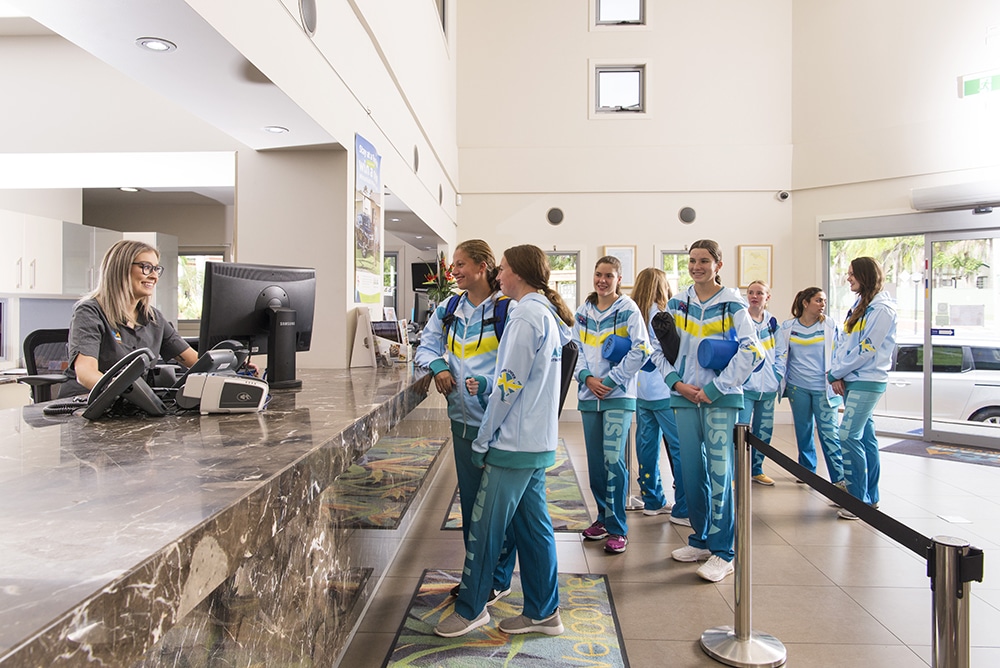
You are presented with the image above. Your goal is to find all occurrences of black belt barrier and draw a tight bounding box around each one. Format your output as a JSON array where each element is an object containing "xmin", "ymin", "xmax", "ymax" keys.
[{"xmin": 745, "ymin": 431, "xmax": 933, "ymax": 558}]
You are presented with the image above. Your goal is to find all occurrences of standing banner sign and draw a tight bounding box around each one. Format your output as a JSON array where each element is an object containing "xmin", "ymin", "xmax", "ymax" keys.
[{"xmin": 354, "ymin": 134, "xmax": 383, "ymax": 304}]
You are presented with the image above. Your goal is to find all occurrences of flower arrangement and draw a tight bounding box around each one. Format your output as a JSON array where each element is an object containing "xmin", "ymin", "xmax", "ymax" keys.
[{"xmin": 423, "ymin": 251, "xmax": 456, "ymax": 303}]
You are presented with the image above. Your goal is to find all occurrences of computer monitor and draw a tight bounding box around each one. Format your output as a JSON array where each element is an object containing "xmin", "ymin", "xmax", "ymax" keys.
[
  {"xmin": 199, "ymin": 261, "xmax": 316, "ymax": 389},
  {"xmin": 412, "ymin": 291, "xmax": 432, "ymax": 327},
  {"xmin": 411, "ymin": 261, "xmax": 435, "ymax": 293}
]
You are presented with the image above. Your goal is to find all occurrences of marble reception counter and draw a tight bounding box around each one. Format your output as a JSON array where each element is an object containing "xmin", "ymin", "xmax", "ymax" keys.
[{"xmin": 0, "ymin": 366, "xmax": 436, "ymax": 666}]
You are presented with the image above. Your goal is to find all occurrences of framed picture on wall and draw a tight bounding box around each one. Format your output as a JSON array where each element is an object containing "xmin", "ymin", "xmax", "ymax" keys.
[
  {"xmin": 737, "ymin": 244, "xmax": 773, "ymax": 288},
  {"xmin": 603, "ymin": 245, "xmax": 637, "ymax": 287}
]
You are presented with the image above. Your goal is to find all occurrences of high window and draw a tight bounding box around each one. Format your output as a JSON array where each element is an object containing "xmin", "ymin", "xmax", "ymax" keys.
[
  {"xmin": 596, "ymin": 0, "xmax": 644, "ymax": 25},
  {"xmin": 595, "ymin": 66, "xmax": 645, "ymax": 113}
]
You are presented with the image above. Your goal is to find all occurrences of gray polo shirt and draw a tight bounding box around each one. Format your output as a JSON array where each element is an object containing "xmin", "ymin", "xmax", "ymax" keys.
[{"xmin": 60, "ymin": 298, "xmax": 189, "ymax": 398}]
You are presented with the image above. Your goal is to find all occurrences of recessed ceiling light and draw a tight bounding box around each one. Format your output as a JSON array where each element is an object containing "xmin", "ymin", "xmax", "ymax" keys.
[
  {"xmin": 135, "ymin": 37, "xmax": 177, "ymax": 53},
  {"xmin": 262, "ymin": 125, "xmax": 289, "ymax": 134},
  {"xmin": 391, "ymin": 218, "xmax": 400, "ymax": 222},
  {"xmin": 119, "ymin": 187, "xmax": 139, "ymax": 192},
  {"xmin": 414, "ymin": 235, "xmax": 422, "ymax": 239}
]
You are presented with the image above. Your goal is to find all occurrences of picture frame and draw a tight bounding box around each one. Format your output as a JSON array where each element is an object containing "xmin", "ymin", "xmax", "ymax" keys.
[
  {"xmin": 602, "ymin": 245, "xmax": 637, "ymax": 287},
  {"xmin": 737, "ymin": 244, "xmax": 773, "ymax": 288}
]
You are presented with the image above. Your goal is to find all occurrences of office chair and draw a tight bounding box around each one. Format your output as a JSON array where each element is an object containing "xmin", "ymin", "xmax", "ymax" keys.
[{"xmin": 19, "ymin": 328, "xmax": 71, "ymax": 403}]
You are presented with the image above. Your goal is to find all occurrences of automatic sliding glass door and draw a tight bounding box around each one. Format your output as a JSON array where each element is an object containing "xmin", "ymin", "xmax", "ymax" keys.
[{"xmin": 923, "ymin": 231, "xmax": 1000, "ymax": 448}]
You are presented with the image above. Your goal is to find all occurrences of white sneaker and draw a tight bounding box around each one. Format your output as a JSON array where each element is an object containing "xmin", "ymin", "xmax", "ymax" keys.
[
  {"xmin": 671, "ymin": 545, "xmax": 712, "ymax": 562},
  {"xmin": 838, "ymin": 508, "xmax": 860, "ymax": 520},
  {"xmin": 697, "ymin": 555, "xmax": 734, "ymax": 582},
  {"xmin": 669, "ymin": 515, "xmax": 692, "ymax": 527},
  {"xmin": 642, "ymin": 503, "xmax": 673, "ymax": 516}
]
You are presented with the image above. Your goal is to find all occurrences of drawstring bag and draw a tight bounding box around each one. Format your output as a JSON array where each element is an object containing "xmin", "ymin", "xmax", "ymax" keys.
[{"xmin": 651, "ymin": 311, "xmax": 681, "ymax": 365}]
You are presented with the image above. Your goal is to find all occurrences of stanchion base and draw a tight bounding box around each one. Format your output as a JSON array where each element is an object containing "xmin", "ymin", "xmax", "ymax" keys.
[
  {"xmin": 700, "ymin": 626, "xmax": 787, "ymax": 668},
  {"xmin": 625, "ymin": 494, "xmax": 644, "ymax": 511}
]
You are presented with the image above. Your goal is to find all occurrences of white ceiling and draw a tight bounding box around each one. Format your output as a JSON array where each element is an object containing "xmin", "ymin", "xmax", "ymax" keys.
[{"xmin": 0, "ymin": 0, "xmax": 443, "ymax": 251}]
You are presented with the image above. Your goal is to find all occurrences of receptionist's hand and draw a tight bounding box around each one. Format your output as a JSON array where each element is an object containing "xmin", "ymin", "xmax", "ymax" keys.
[{"xmin": 434, "ymin": 369, "xmax": 456, "ymax": 395}]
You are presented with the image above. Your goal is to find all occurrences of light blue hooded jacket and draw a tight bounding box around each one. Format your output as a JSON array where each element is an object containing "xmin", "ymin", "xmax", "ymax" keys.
[
  {"xmin": 743, "ymin": 309, "xmax": 780, "ymax": 399},
  {"xmin": 471, "ymin": 293, "xmax": 566, "ymax": 469},
  {"xmin": 414, "ymin": 291, "xmax": 513, "ymax": 438},
  {"xmin": 829, "ymin": 290, "xmax": 897, "ymax": 392},
  {"xmin": 573, "ymin": 294, "xmax": 650, "ymax": 412},
  {"xmin": 650, "ymin": 285, "xmax": 763, "ymax": 410}
]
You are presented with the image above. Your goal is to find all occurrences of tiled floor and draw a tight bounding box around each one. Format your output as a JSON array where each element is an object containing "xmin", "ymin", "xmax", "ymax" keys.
[{"xmin": 339, "ymin": 395, "xmax": 1000, "ymax": 667}]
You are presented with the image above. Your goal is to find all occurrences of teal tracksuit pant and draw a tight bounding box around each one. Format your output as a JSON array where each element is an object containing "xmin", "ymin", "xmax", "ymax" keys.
[
  {"xmin": 451, "ymin": 421, "xmax": 517, "ymax": 592},
  {"xmin": 635, "ymin": 404, "xmax": 687, "ymax": 519},
  {"xmin": 785, "ymin": 385, "xmax": 844, "ymax": 483},
  {"xmin": 737, "ymin": 392, "xmax": 776, "ymax": 477},
  {"xmin": 839, "ymin": 388, "xmax": 883, "ymax": 505},
  {"xmin": 455, "ymin": 464, "xmax": 560, "ymax": 621},
  {"xmin": 581, "ymin": 409, "xmax": 633, "ymax": 537},
  {"xmin": 674, "ymin": 405, "xmax": 737, "ymax": 561}
]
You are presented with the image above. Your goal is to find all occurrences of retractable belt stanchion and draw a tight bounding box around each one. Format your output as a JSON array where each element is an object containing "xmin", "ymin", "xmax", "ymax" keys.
[
  {"xmin": 625, "ymin": 425, "xmax": 644, "ymax": 511},
  {"xmin": 931, "ymin": 536, "xmax": 975, "ymax": 668},
  {"xmin": 700, "ymin": 424, "xmax": 786, "ymax": 668}
]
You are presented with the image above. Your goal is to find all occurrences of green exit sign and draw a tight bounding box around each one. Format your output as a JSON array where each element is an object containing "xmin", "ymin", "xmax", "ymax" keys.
[{"xmin": 960, "ymin": 70, "xmax": 1000, "ymax": 97}]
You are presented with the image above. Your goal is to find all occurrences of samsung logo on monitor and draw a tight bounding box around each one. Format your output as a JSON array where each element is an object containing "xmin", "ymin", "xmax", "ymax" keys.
[{"xmin": 279, "ymin": 321, "xmax": 296, "ymax": 326}]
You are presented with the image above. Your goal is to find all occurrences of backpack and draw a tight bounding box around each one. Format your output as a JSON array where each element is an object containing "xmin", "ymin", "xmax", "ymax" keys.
[{"xmin": 441, "ymin": 293, "xmax": 512, "ymax": 342}]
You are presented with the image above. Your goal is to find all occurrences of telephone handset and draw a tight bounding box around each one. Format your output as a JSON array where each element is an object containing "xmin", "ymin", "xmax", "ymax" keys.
[{"xmin": 82, "ymin": 348, "xmax": 168, "ymax": 421}]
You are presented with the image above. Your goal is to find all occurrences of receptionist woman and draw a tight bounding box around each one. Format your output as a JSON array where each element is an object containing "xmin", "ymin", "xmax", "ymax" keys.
[{"xmin": 60, "ymin": 239, "xmax": 198, "ymax": 398}]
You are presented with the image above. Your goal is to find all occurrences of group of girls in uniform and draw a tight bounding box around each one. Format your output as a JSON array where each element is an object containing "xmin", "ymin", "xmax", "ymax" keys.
[{"xmin": 419, "ymin": 240, "xmax": 896, "ymax": 637}]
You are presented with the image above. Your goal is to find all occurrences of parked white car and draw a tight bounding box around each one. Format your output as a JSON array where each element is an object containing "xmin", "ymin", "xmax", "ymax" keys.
[{"xmin": 877, "ymin": 341, "xmax": 1000, "ymax": 425}]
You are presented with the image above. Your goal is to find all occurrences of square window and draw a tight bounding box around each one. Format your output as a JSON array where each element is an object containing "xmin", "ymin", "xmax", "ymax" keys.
[
  {"xmin": 597, "ymin": 0, "xmax": 643, "ymax": 24},
  {"xmin": 596, "ymin": 66, "xmax": 644, "ymax": 112}
]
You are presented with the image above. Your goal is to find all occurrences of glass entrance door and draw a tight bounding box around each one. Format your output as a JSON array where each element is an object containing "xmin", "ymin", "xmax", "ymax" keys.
[{"xmin": 923, "ymin": 231, "xmax": 1000, "ymax": 448}]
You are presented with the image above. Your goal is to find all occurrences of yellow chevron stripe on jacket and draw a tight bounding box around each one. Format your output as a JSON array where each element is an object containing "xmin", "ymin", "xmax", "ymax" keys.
[{"xmin": 445, "ymin": 331, "xmax": 500, "ymax": 358}]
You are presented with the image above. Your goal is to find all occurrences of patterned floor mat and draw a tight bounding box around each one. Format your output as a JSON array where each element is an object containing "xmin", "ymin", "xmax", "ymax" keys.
[
  {"xmin": 382, "ymin": 570, "xmax": 628, "ymax": 667},
  {"xmin": 441, "ymin": 438, "xmax": 591, "ymax": 532},
  {"xmin": 323, "ymin": 436, "xmax": 448, "ymax": 529}
]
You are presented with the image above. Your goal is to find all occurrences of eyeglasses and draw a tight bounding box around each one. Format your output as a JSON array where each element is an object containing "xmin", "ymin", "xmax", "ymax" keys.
[{"xmin": 132, "ymin": 262, "xmax": 165, "ymax": 277}]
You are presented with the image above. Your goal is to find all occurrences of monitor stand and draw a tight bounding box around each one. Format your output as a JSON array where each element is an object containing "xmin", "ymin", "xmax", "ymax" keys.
[{"xmin": 267, "ymin": 306, "xmax": 302, "ymax": 389}]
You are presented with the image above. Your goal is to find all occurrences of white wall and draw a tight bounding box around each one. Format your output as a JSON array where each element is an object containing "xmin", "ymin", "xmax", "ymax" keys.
[
  {"xmin": 456, "ymin": 1, "xmax": 797, "ymax": 310},
  {"xmin": 792, "ymin": 0, "xmax": 1000, "ymax": 189},
  {"xmin": 85, "ymin": 202, "xmax": 228, "ymax": 248}
]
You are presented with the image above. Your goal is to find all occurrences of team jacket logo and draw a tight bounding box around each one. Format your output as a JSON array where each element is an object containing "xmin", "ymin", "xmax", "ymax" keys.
[
  {"xmin": 860, "ymin": 337, "xmax": 876, "ymax": 354},
  {"xmin": 496, "ymin": 369, "xmax": 523, "ymax": 401}
]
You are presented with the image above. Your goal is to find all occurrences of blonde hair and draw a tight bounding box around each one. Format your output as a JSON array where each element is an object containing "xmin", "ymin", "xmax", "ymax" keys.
[
  {"xmin": 86, "ymin": 239, "xmax": 159, "ymax": 328},
  {"xmin": 503, "ymin": 245, "xmax": 574, "ymax": 325},
  {"xmin": 632, "ymin": 267, "xmax": 672, "ymax": 321},
  {"xmin": 586, "ymin": 255, "xmax": 624, "ymax": 305}
]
